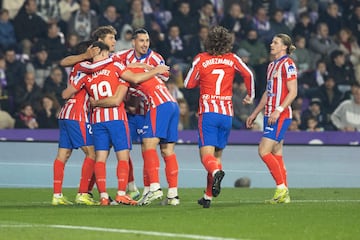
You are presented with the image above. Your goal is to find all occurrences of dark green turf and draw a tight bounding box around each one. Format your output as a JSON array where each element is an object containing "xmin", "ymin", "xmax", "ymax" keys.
[{"xmin": 0, "ymin": 188, "xmax": 359, "ymax": 240}]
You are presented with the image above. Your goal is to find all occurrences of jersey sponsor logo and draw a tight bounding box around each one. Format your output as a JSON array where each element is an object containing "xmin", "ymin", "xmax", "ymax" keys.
[
  {"xmin": 265, "ymin": 126, "xmax": 274, "ymax": 131},
  {"xmin": 202, "ymin": 94, "xmax": 210, "ymax": 100},
  {"xmin": 266, "ymin": 80, "xmax": 276, "ymax": 97}
]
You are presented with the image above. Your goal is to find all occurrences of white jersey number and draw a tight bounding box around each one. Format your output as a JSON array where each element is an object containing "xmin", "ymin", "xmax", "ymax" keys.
[
  {"xmin": 90, "ymin": 81, "xmax": 113, "ymax": 100},
  {"xmin": 212, "ymin": 69, "xmax": 225, "ymax": 95}
]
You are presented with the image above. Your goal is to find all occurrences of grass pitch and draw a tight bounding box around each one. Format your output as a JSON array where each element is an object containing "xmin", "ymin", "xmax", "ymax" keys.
[{"xmin": 0, "ymin": 188, "xmax": 359, "ymax": 240}]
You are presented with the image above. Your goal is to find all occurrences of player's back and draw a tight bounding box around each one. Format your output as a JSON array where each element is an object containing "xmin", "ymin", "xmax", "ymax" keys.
[
  {"xmin": 128, "ymin": 67, "xmax": 175, "ymax": 108},
  {"xmin": 197, "ymin": 52, "xmax": 239, "ymax": 97},
  {"xmin": 189, "ymin": 52, "xmax": 244, "ymax": 116},
  {"xmin": 58, "ymin": 63, "xmax": 90, "ymax": 122},
  {"xmin": 83, "ymin": 61, "xmax": 129, "ymax": 123}
]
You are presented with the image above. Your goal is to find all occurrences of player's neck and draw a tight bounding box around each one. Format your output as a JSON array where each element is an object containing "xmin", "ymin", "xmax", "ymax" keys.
[
  {"xmin": 93, "ymin": 52, "xmax": 109, "ymax": 62},
  {"xmin": 274, "ymin": 52, "xmax": 287, "ymax": 62}
]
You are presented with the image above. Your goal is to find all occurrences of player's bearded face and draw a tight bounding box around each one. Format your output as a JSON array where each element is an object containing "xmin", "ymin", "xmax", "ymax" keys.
[{"xmin": 134, "ymin": 34, "xmax": 150, "ymax": 55}]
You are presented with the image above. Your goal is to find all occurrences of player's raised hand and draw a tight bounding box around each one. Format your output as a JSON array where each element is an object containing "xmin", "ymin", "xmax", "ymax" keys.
[{"xmin": 85, "ymin": 45, "xmax": 100, "ymax": 59}]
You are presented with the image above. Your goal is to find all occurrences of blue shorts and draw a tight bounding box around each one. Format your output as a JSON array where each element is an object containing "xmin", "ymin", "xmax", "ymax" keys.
[
  {"xmin": 263, "ymin": 116, "xmax": 291, "ymax": 142},
  {"xmin": 198, "ymin": 112, "xmax": 232, "ymax": 149},
  {"xmin": 58, "ymin": 119, "xmax": 93, "ymax": 149},
  {"xmin": 92, "ymin": 120, "xmax": 131, "ymax": 152},
  {"xmin": 142, "ymin": 102, "xmax": 179, "ymax": 143},
  {"xmin": 127, "ymin": 113, "xmax": 145, "ymax": 143}
]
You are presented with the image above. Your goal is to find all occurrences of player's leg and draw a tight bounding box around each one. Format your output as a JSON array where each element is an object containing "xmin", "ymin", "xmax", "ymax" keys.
[
  {"xmin": 94, "ymin": 150, "xmax": 110, "ymax": 205},
  {"xmin": 197, "ymin": 113, "xmax": 230, "ymax": 207},
  {"xmin": 52, "ymin": 147, "xmax": 73, "ymax": 205},
  {"xmin": 126, "ymin": 114, "xmax": 142, "ymax": 200},
  {"xmin": 126, "ymin": 155, "xmax": 140, "ymax": 200},
  {"xmin": 212, "ymin": 148, "xmax": 225, "ymax": 197},
  {"xmin": 109, "ymin": 120, "xmax": 137, "ymax": 205},
  {"xmin": 138, "ymin": 137, "xmax": 163, "ymax": 205},
  {"xmin": 114, "ymin": 149, "xmax": 137, "ymax": 205},
  {"xmin": 52, "ymin": 119, "xmax": 73, "ymax": 205},
  {"xmin": 273, "ymin": 140, "xmax": 290, "ymax": 203},
  {"xmin": 273, "ymin": 140, "xmax": 287, "ymax": 187},
  {"xmin": 259, "ymin": 138, "xmax": 288, "ymax": 204},
  {"xmin": 92, "ymin": 122, "xmax": 112, "ymax": 205},
  {"xmin": 159, "ymin": 102, "xmax": 180, "ymax": 205},
  {"xmin": 75, "ymin": 145, "xmax": 98, "ymax": 205},
  {"xmin": 160, "ymin": 142, "xmax": 179, "ymax": 205},
  {"xmin": 260, "ymin": 117, "xmax": 291, "ymax": 203}
]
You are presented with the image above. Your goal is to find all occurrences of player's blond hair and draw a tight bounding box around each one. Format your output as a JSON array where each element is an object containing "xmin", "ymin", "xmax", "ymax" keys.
[
  {"xmin": 275, "ymin": 33, "xmax": 296, "ymax": 55},
  {"xmin": 205, "ymin": 26, "xmax": 232, "ymax": 56},
  {"xmin": 91, "ymin": 25, "xmax": 117, "ymax": 41}
]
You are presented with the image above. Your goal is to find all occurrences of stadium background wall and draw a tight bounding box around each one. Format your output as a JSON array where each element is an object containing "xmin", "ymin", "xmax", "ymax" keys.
[{"xmin": 0, "ymin": 140, "xmax": 359, "ymax": 189}]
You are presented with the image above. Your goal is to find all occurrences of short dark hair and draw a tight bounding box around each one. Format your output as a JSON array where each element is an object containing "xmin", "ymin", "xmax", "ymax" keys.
[
  {"xmin": 330, "ymin": 50, "xmax": 344, "ymax": 60},
  {"xmin": 91, "ymin": 41, "xmax": 110, "ymax": 51},
  {"xmin": 132, "ymin": 28, "xmax": 148, "ymax": 39},
  {"xmin": 74, "ymin": 40, "xmax": 93, "ymax": 55}
]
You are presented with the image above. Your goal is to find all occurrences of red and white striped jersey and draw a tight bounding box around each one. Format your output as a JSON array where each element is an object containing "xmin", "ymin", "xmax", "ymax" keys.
[
  {"xmin": 264, "ymin": 55, "xmax": 297, "ymax": 117},
  {"xmin": 72, "ymin": 60, "xmax": 130, "ymax": 123},
  {"xmin": 184, "ymin": 52, "xmax": 255, "ymax": 116},
  {"xmin": 113, "ymin": 49, "xmax": 169, "ymax": 81},
  {"xmin": 58, "ymin": 63, "xmax": 90, "ymax": 122},
  {"xmin": 128, "ymin": 67, "xmax": 176, "ymax": 108},
  {"xmin": 113, "ymin": 48, "xmax": 168, "ymax": 114},
  {"xmin": 126, "ymin": 87, "xmax": 149, "ymax": 115}
]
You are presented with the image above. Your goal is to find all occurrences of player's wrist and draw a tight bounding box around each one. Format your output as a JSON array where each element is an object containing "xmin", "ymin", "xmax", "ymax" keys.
[{"xmin": 276, "ymin": 106, "xmax": 284, "ymax": 113}]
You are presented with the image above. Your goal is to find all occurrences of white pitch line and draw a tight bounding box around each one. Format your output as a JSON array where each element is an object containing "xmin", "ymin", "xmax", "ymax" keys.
[
  {"xmin": 217, "ymin": 199, "xmax": 360, "ymax": 204},
  {"xmin": 0, "ymin": 223, "xmax": 248, "ymax": 240}
]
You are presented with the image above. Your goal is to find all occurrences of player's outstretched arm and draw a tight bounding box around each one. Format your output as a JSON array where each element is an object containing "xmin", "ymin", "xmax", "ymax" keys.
[
  {"xmin": 121, "ymin": 65, "xmax": 170, "ymax": 84},
  {"xmin": 127, "ymin": 62, "xmax": 154, "ymax": 70},
  {"xmin": 59, "ymin": 46, "xmax": 100, "ymax": 67},
  {"xmin": 90, "ymin": 85, "xmax": 128, "ymax": 107}
]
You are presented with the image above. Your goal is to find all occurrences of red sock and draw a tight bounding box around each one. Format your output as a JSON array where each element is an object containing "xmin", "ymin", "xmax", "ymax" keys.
[
  {"xmin": 53, "ymin": 159, "xmax": 65, "ymax": 194},
  {"xmin": 117, "ymin": 160, "xmax": 129, "ymax": 192},
  {"xmin": 88, "ymin": 174, "xmax": 96, "ymax": 192},
  {"xmin": 274, "ymin": 155, "xmax": 287, "ymax": 187},
  {"xmin": 143, "ymin": 162, "xmax": 150, "ymax": 187},
  {"xmin": 205, "ymin": 172, "xmax": 213, "ymax": 197},
  {"xmin": 78, "ymin": 157, "xmax": 95, "ymax": 193},
  {"xmin": 95, "ymin": 162, "xmax": 106, "ymax": 193},
  {"xmin": 128, "ymin": 156, "xmax": 135, "ymax": 183},
  {"xmin": 201, "ymin": 154, "xmax": 219, "ymax": 175},
  {"xmin": 261, "ymin": 153, "xmax": 284, "ymax": 185},
  {"xmin": 164, "ymin": 154, "xmax": 179, "ymax": 188},
  {"xmin": 142, "ymin": 149, "xmax": 160, "ymax": 184}
]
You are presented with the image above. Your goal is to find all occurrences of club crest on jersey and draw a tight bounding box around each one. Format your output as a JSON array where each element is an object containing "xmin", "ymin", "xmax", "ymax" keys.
[
  {"xmin": 287, "ymin": 65, "xmax": 295, "ymax": 73},
  {"xmin": 73, "ymin": 71, "xmax": 85, "ymax": 85}
]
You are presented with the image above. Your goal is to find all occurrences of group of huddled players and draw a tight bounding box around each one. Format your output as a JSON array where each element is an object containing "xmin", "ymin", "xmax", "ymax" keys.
[{"xmin": 52, "ymin": 25, "xmax": 178, "ymax": 206}]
